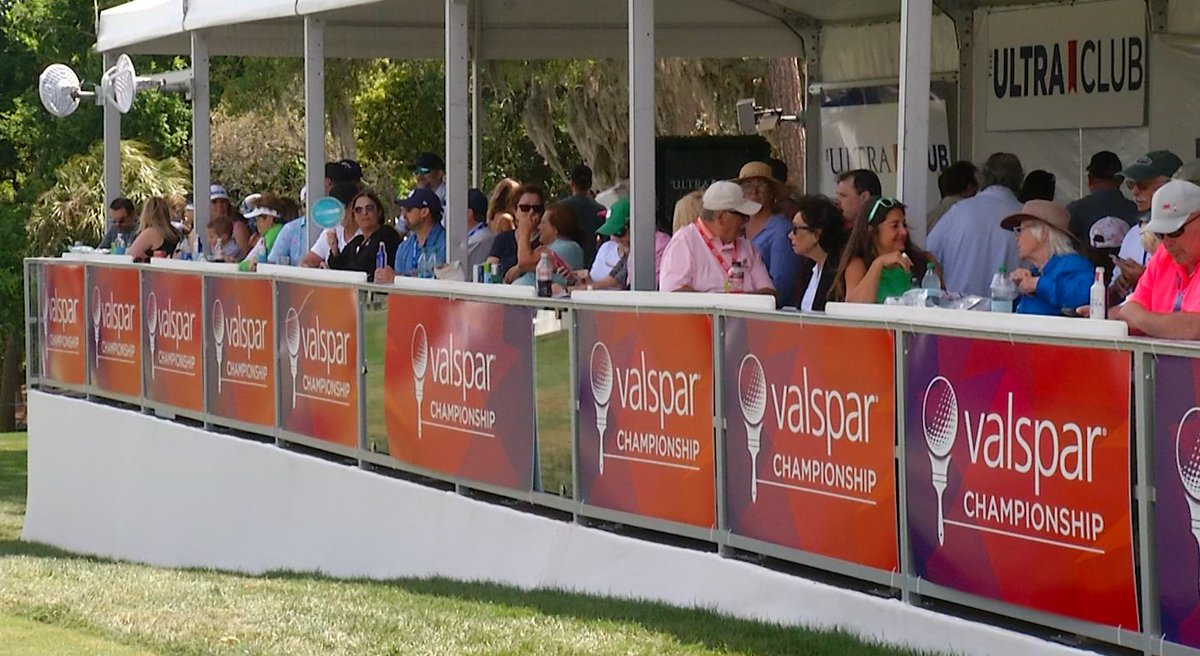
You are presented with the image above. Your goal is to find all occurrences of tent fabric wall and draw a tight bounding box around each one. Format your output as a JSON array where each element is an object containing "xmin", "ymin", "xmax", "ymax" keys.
[
  {"xmin": 1149, "ymin": 35, "xmax": 1200, "ymax": 161},
  {"xmin": 818, "ymin": 14, "xmax": 960, "ymax": 83}
]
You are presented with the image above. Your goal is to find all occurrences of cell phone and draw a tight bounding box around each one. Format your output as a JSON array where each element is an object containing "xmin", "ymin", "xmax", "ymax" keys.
[{"xmin": 1061, "ymin": 307, "xmax": 1080, "ymax": 317}]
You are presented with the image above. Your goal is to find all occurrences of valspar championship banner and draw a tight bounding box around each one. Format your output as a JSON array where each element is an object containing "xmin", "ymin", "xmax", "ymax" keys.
[
  {"xmin": 384, "ymin": 295, "xmax": 536, "ymax": 490},
  {"xmin": 724, "ymin": 318, "xmax": 897, "ymax": 571},
  {"xmin": 206, "ymin": 276, "xmax": 276, "ymax": 429},
  {"xmin": 277, "ymin": 281, "xmax": 359, "ymax": 448},
  {"xmin": 142, "ymin": 269, "xmax": 203, "ymax": 412},
  {"xmin": 1153, "ymin": 355, "xmax": 1200, "ymax": 650},
  {"xmin": 88, "ymin": 265, "xmax": 142, "ymax": 399},
  {"xmin": 576, "ymin": 310, "xmax": 716, "ymax": 528},
  {"xmin": 985, "ymin": 0, "xmax": 1145, "ymax": 130},
  {"xmin": 906, "ymin": 334, "xmax": 1137, "ymax": 629},
  {"xmin": 40, "ymin": 263, "xmax": 87, "ymax": 387},
  {"xmin": 820, "ymin": 98, "xmax": 950, "ymax": 212}
]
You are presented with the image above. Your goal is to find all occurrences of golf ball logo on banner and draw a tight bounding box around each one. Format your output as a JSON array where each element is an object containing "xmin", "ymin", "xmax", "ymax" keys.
[
  {"xmin": 905, "ymin": 333, "xmax": 1136, "ymax": 630},
  {"xmin": 1177, "ymin": 407, "xmax": 1200, "ymax": 592}
]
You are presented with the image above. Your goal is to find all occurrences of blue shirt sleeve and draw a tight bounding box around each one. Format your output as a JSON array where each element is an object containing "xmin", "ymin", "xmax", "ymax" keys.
[
  {"xmin": 766, "ymin": 230, "xmax": 802, "ymax": 306},
  {"xmin": 1034, "ymin": 254, "xmax": 1094, "ymax": 310}
]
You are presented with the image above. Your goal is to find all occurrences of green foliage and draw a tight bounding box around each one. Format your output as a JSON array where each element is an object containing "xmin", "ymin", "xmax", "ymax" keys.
[
  {"xmin": 27, "ymin": 140, "xmax": 189, "ymax": 257},
  {"xmin": 0, "ymin": 206, "xmax": 27, "ymax": 338}
]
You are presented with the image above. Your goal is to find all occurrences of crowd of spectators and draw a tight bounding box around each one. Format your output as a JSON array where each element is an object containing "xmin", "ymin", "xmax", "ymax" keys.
[{"xmin": 101, "ymin": 145, "xmax": 1200, "ymax": 339}]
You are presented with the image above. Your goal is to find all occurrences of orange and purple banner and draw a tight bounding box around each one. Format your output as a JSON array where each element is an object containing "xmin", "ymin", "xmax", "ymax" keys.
[
  {"xmin": 40, "ymin": 263, "xmax": 87, "ymax": 387},
  {"xmin": 906, "ymin": 334, "xmax": 1137, "ymax": 630},
  {"xmin": 1154, "ymin": 355, "xmax": 1200, "ymax": 649},
  {"xmin": 724, "ymin": 318, "xmax": 897, "ymax": 571},
  {"xmin": 384, "ymin": 294, "xmax": 536, "ymax": 489},
  {"xmin": 206, "ymin": 276, "xmax": 276, "ymax": 429},
  {"xmin": 88, "ymin": 265, "xmax": 142, "ymax": 399},
  {"xmin": 576, "ymin": 309, "xmax": 715, "ymax": 528},
  {"xmin": 277, "ymin": 281, "xmax": 360, "ymax": 447},
  {"xmin": 142, "ymin": 269, "xmax": 203, "ymax": 412}
]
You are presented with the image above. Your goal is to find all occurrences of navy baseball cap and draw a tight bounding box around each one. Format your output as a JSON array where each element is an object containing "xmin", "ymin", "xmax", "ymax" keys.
[
  {"xmin": 411, "ymin": 152, "xmax": 445, "ymax": 173},
  {"xmin": 397, "ymin": 187, "xmax": 443, "ymax": 220}
]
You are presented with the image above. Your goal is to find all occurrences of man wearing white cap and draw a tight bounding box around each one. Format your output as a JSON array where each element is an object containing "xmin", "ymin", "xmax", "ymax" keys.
[
  {"xmin": 1113, "ymin": 180, "xmax": 1200, "ymax": 338},
  {"xmin": 211, "ymin": 184, "xmax": 250, "ymax": 255},
  {"xmin": 658, "ymin": 180, "xmax": 775, "ymax": 296}
]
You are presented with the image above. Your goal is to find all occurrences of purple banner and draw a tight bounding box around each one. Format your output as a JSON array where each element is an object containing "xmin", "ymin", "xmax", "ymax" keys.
[{"xmin": 1155, "ymin": 355, "xmax": 1200, "ymax": 648}]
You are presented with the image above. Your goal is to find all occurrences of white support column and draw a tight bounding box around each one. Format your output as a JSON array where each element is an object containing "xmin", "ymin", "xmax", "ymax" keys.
[
  {"xmin": 102, "ymin": 51, "xmax": 121, "ymax": 208},
  {"xmin": 952, "ymin": 7, "xmax": 975, "ymax": 163},
  {"xmin": 304, "ymin": 17, "xmax": 326, "ymax": 249},
  {"xmin": 628, "ymin": 0, "xmax": 655, "ymax": 291},
  {"xmin": 898, "ymin": 0, "xmax": 933, "ymax": 245},
  {"xmin": 191, "ymin": 32, "xmax": 212, "ymax": 246},
  {"xmin": 800, "ymin": 28, "xmax": 821, "ymax": 196},
  {"xmin": 470, "ymin": 0, "xmax": 482, "ymax": 188},
  {"xmin": 446, "ymin": 0, "xmax": 470, "ymax": 267}
]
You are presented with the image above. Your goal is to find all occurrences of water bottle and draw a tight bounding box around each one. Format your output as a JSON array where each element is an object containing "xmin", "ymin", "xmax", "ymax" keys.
[
  {"xmin": 921, "ymin": 262, "xmax": 941, "ymax": 291},
  {"xmin": 536, "ymin": 252, "xmax": 553, "ymax": 297},
  {"xmin": 376, "ymin": 242, "xmax": 386, "ymax": 271},
  {"xmin": 179, "ymin": 236, "xmax": 193, "ymax": 261},
  {"xmin": 1089, "ymin": 267, "xmax": 1106, "ymax": 320},
  {"xmin": 727, "ymin": 260, "xmax": 746, "ymax": 293},
  {"xmin": 112, "ymin": 233, "xmax": 126, "ymax": 256},
  {"xmin": 989, "ymin": 265, "xmax": 1017, "ymax": 313},
  {"xmin": 489, "ymin": 262, "xmax": 503, "ymax": 284}
]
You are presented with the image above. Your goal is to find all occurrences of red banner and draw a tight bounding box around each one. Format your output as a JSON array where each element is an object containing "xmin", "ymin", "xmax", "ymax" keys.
[
  {"xmin": 143, "ymin": 269, "xmax": 203, "ymax": 412},
  {"xmin": 277, "ymin": 281, "xmax": 360, "ymax": 447},
  {"xmin": 206, "ymin": 276, "xmax": 276, "ymax": 429},
  {"xmin": 724, "ymin": 318, "xmax": 898, "ymax": 571},
  {"xmin": 88, "ymin": 265, "xmax": 142, "ymax": 399},
  {"xmin": 384, "ymin": 295, "xmax": 537, "ymax": 489},
  {"xmin": 40, "ymin": 263, "xmax": 87, "ymax": 387},
  {"xmin": 576, "ymin": 310, "xmax": 716, "ymax": 528}
]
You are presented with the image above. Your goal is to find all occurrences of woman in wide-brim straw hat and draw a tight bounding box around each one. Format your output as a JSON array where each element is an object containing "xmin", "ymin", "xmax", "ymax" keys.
[
  {"xmin": 1001, "ymin": 199, "xmax": 1095, "ymax": 315},
  {"xmin": 734, "ymin": 160, "xmax": 803, "ymax": 307}
]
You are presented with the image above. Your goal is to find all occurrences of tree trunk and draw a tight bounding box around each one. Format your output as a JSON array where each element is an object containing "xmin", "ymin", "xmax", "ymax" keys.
[
  {"xmin": 0, "ymin": 332, "xmax": 21, "ymax": 432},
  {"xmin": 327, "ymin": 60, "xmax": 359, "ymax": 160},
  {"xmin": 767, "ymin": 57, "xmax": 805, "ymax": 190}
]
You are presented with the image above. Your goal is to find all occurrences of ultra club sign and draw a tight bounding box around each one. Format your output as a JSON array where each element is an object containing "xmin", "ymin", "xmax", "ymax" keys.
[
  {"xmin": 576, "ymin": 310, "xmax": 715, "ymax": 528},
  {"xmin": 906, "ymin": 334, "xmax": 1137, "ymax": 630},
  {"xmin": 724, "ymin": 318, "xmax": 897, "ymax": 571}
]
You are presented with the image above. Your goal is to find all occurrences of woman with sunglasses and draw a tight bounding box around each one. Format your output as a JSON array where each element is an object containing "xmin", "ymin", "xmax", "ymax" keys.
[
  {"xmin": 488, "ymin": 184, "xmax": 545, "ymax": 280},
  {"xmin": 328, "ymin": 189, "xmax": 401, "ymax": 282},
  {"xmin": 1001, "ymin": 200, "xmax": 1093, "ymax": 315},
  {"xmin": 789, "ymin": 194, "xmax": 848, "ymax": 311},
  {"xmin": 832, "ymin": 197, "xmax": 936, "ymax": 303}
]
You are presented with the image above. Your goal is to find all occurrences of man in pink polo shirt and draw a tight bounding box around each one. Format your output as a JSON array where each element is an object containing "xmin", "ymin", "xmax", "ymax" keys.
[
  {"xmin": 1116, "ymin": 180, "xmax": 1200, "ymax": 338},
  {"xmin": 658, "ymin": 180, "xmax": 776, "ymax": 297}
]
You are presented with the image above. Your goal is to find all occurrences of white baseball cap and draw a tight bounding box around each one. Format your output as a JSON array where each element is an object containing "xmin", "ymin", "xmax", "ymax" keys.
[
  {"xmin": 702, "ymin": 180, "xmax": 761, "ymax": 216},
  {"xmin": 1146, "ymin": 180, "xmax": 1200, "ymax": 235},
  {"xmin": 1088, "ymin": 216, "xmax": 1130, "ymax": 249},
  {"xmin": 209, "ymin": 184, "xmax": 230, "ymax": 201}
]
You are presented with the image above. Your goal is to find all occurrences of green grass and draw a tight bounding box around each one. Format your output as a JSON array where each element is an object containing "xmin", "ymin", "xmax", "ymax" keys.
[
  {"xmin": 536, "ymin": 329, "xmax": 573, "ymax": 495},
  {"xmin": 0, "ymin": 432, "xmax": 944, "ymax": 656}
]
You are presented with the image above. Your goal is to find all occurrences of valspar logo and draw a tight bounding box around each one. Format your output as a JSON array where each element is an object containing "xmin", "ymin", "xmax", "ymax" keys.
[
  {"xmin": 921, "ymin": 376, "xmax": 1109, "ymax": 551},
  {"xmin": 212, "ymin": 299, "xmax": 269, "ymax": 393},
  {"xmin": 92, "ymin": 286, "xmax": 136, "ymax": 364},
  {"xmin": 1175, "ymin": 407, "xmax": 1200, "ymax": 591},
  {"xmin": 410, "ymin": 323, "xmax": 498, "ymax": 440},
  {"xmin": 592, "ymin": 340, "xmax": 703, "ymax": 475},
  {"xmin": 283, "ymin": 293, "xmax": 351, "ymax": 408},
  {"xmin": 740, "ymin": 354, "xmax": 881, "ymax": 505},
  {"xmin": 146, "ymin": 292, "xmax": 197, "ymax": 379},
  {"xmin": 44, "ymin": 286, "xmax": 82, "ymax": 357},
  {"xmin": 991, "ymin": 37, "xmax": 1144, "ymax": 99}
]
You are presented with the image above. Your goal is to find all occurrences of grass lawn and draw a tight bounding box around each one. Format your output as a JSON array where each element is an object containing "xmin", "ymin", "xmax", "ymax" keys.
[{"xmin": 0, "ymin": 431, "xmax": 944, "ymax": 655}]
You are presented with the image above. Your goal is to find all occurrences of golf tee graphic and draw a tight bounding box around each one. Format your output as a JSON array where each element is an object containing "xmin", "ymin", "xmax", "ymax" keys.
[
  {"xmin": 737, "ymin": 354, "xmax": 766, "ymax": 501},
  {"xmin": 411, "ymin": 324, "xmax": 428, "ymax": 439},
  {"xmin": 590, "ymin": 342, "xmax": 613, "ymax": 473},
  {"xmin": 146, "ymin": 292, "xmax": 158, "ymax": 380},
  {"xmin": 284, "ymin": 306, "xmax": 300, "ymax": 408},
  {"xmin": 91, "ymin": 286, "xmax": 101, "ymax": 367},
  {"xmin": 922, "ymin": 376, "xmax": 958, "ymax": 546},
  {"xmin": 212, "ymin": 299, "xmax": 225, "ymax": 392}
]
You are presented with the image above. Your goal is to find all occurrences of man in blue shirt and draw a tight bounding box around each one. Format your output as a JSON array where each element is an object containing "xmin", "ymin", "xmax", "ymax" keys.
[
  {"xmin": 377, "ymin": 188, "xmax": 446, "ymax": 283},
  {"xmin": 268, "ymin": 187, "xmax": 310, "ymax": 265}
]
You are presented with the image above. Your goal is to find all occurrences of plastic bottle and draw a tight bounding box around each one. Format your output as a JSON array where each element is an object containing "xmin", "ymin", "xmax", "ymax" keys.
[
  {"xmin": 376, "ymin": 242, "xmax": 387, "ymax": 271},
  {"xmin": 112, "ymin": 233, "xmax": 126, "ymax": 256},
  {"xmin": 536, "ymin": 252, "xmax": 553, "ymax": 297},
  {"xmin": 179, "ymin": 236, "xmax": 193, "ymax": 261},
  {"xmin": 989, "ymin": 265, "xmax": 1017, "ymax": 313},
  {"xmin": 1089, "ymin": 267, "xmax": 1106, "ymax": 320},
  {"xmin": 921, "ymin": 262, "xmax": 941, "ymax": 292},
  {"xmin": 727, "ymin": 260, "xmax": 746, "ymax": 293}
]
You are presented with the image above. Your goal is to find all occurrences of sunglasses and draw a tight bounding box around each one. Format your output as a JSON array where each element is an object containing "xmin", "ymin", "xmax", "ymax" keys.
[
  {"xmin": 517, "ymin": 203, "xmax": 545, "ymax": 214},
  {"xmin": 790, "ymin": 224, "xmax": 816, "ymax": 235},
  {"xmin": 414, "ymin": 167, "xmax": 433, "ymax": 175},
  {"xmin": 868, "ymin": 197, "xmax": 902, "ymax": 225},
  {"xmin": 1155, "ymin": 212, "xmax": 1200, "ymax": 240},
  {"xmin": 353, "ymin": 204, "xmax": 379, "ymax": 215}
]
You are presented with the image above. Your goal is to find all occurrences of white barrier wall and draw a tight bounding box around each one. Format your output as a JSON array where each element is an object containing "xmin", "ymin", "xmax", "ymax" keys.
[{"xmin": 23, "ymin": 391, "xmax": 1096, "ymax": 656}]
